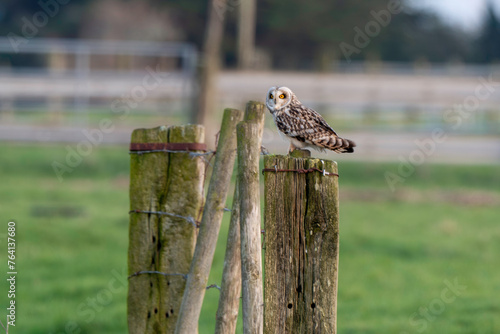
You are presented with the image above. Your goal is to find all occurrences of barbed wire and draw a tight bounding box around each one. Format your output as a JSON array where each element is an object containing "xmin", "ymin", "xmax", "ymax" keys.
[
  {"xmin": 128, "ymin": 271, "xmax": 221, "ymax": 291},
  {"xmin": 262, "ymin": 165, "xmax": 339, "ymax": 177},
  {"xmin": 129, "ymin": 149, "xmax": 215, "ymax": 156},
  {"xmin": 127, "ymin": 140, "xmax": 290, "ymax": 302},
  {"xmin": 128, "ymin": 271, "xmax": 187, "ymax": 280},
  {"xmin": 129, "ymin": 210, "xmax": 199, "ymax": 228},
  {"xmin": 206, "ymin": 284, "xmax": 222, "ymax": 291}
]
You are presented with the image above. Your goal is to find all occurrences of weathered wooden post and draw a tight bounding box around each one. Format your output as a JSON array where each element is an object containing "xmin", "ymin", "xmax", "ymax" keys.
[
  {"xmin": 238, "ymin": 102, "xmax": 265, "ymax": 334},
  {"xmin": 215, "ymin": 101, "xmax": 265, "ymax": 334},
  {"xmin": 128, "ymin": 125, "xmax": 205, "ymax": 334},
  {"xmin": 175, "ymin": 108, "xmax": 244, "ymax": 334},
  {"xmin": 263, "ymin": 152, "xmax": 340, "ymax": 334},
  {"xmin": 214, "ymin": 177, "xmax": 242, "ymax": 334}
]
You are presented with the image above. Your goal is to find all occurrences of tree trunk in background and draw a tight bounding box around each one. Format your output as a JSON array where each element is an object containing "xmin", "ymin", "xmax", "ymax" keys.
[
  {"xmin": 237, "ymin": 0, "xmax": 256, "ymax": 69},
  {"xmin": 195, "ymin": 0, "xmax": 228, "ymax": 128}
]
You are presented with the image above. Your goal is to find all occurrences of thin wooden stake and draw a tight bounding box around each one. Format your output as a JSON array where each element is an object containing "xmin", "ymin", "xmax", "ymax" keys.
[
  {"xmin": 175, "ymin": 108, "xmax": 244, "ymax": 334},
  {"xmin": 214, "ymin": 178, "xmax": 241, "ymax": 334},
  {"xmin": 215, "ymin": 101, "xmax": 265, "ymax": 334},
  {"xmin": 238, "ymin": 121, "xmax": 264, "ymax": 333}
]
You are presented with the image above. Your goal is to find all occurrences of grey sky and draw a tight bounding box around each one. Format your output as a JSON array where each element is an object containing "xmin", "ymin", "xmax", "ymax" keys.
[{"xmin": 409, "ymin": 0, "xmax": 500, "ymax": 31}]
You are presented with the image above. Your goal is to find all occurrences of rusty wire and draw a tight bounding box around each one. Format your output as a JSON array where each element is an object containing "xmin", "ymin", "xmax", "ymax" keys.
[{"xmin": 261, "ymin": 166, "xmax": 339, "ymax": 177}]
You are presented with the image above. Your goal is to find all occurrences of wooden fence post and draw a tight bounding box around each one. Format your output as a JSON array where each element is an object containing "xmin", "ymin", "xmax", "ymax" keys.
[
  {"xmin": 238, "ymin": 102, "xmax": 265, "ymax": 334},
  {"xmin": 238, "ymin": 122, "xmax": 264, "ymax": 334},
  {"xmin": 175, "ymin": 108, "xmax": 244, "ymax": 334},
  {"xmin": 128, "ymin": 125, "xmax": 205, "ymax": 334},
  {"xmin": 263, "ymin": 154, "xmax": 340, "ymax": 334},
  {"xmin": 215, "ymin": 101, "xmax": 265, "ymax": 334}
]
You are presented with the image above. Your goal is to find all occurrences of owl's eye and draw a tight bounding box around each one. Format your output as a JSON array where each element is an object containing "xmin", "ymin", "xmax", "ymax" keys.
[
  {"xmin": 269, "ymin": 93, "xmax": 274, "ymax": 99},
  {"xmin": 279, "ymin": 94, "xmax": 286, "ymax": 99}
]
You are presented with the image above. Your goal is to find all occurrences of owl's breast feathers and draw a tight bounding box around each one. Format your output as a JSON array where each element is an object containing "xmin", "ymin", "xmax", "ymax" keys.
[{"xmin": 273, "ymin": 100, "xmax": 356, "ymax": 153}]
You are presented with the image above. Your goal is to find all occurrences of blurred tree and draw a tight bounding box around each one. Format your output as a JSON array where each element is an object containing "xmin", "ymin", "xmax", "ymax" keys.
[
  {"xmin": 0, "ymin": 0, "xmax": 92, "ymax": 37},
  {"xmin": 237, "ymin": 0, "xmax": 256, "ymax": 69},
  {"xmin": 256, "ymin": 0, "xmax": 390, "ymax": 69},
  {"xmin": 79, "ymin": 0, "xmax": 181, "ymax": 41},
  {"xmin": 163, "ymin": 0, "xmax": 208, "ymax": 47},
  {"xmin": 374, "ymin": 9, "xmax": 471, "ymax": 63},
  {"xmin": 2, "ymin": 0, "xmax": 497, "ymax": 68},
  {"xmin": 476, "ymin": 2, "xmax": 500, "ymax": 63},
  {"xmin": 196, "ymin": 0, "xmax": 228, "ymax": 126},
  {"xmin": 253, "ymin": 0, "xmax": 473, "ymax": 69}
]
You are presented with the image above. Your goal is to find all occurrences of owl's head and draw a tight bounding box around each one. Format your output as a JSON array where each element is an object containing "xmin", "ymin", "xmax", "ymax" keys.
[{"xmin": 266, "ymin": 86, "xmax": 294, "ymax": 113}]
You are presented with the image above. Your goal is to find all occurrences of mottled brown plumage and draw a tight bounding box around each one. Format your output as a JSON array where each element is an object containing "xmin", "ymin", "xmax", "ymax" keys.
[{"xmin": 265, "ymin": 86, "xmax": 356, "ymax": 154}]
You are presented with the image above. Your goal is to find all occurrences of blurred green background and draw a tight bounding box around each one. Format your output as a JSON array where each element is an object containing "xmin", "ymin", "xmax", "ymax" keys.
[
  {"xmin": 1, "ymin": 0, "xmax": 500, "ymax": 333},
  {"xmin": 1, "ymin": 143, "xmax": 499, "ymax": 333}
]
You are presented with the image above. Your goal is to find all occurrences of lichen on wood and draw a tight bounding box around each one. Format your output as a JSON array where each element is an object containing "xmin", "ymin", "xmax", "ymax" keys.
[
  {"xmin": 175, "ymin": 108, "xmax": 244, "ymax": 334},
  {"xmin": 263, "ymin": 154, "xmax": 339, "ymax": 334},
  {"xmin": 215, "ymin": 101, "xmax": 265, "ymax": 334},
  {"xmin": 238, "ymin": 119, "xmax": 264, "ymax": 334},
  {"xmin": 128, "ymin": 125, "xmax": 205, "ymax": 334}
]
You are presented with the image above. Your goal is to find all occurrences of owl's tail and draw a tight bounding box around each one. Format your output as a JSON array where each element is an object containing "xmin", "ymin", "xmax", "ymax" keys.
[{"xmin": 322, "ymin": 136, "xmax": 356, "ymax": 153}]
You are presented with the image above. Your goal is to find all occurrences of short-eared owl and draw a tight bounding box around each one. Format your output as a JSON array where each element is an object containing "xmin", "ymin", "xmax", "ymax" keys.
[{"xmin": 266, "ymin": 86, "xmax": 356, "ymax": 154}]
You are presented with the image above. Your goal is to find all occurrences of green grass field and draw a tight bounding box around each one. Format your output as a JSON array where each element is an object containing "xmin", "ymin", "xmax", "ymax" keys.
[{"xmin": 0, "ymin": 142, "xmax": 499, "ymax": 333}]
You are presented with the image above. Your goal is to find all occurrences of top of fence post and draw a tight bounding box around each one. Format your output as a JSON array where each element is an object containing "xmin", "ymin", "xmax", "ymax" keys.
[{"xmin": 263, "ymin": 154, "xmax": 339, "ymax": 334}]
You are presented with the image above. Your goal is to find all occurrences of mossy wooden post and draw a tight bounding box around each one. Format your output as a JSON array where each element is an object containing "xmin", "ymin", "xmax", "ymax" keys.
[
  {"xmin": 215, "ymin": 101, "xmax": 265, "ymax": 334},
  {"xmin": 175, "ymin": 108, "xmax": 244, "ymax": 334},
  {"xmin": 128, "ymin": 125, "xmax": 205, "ymax": 334},
  {"xmin": 263, "ymin": 154, "xmax": 339, "ymax": 334}
]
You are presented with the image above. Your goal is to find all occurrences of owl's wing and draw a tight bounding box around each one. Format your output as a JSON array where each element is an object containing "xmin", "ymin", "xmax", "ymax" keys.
[
  {"xmin": 287, "ymin": 104, "xmax": 337, "ymax": 139},
  {"xmin": 286, "ymin": 104, "xmax": 355, "ymax": 153}
]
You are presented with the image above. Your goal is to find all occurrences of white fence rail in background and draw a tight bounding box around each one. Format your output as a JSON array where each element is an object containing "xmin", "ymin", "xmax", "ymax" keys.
[
  {"xmin": 218, "ymin": 70, "xmax": 500, "ymax": 135},
  {"xmin": 0, "ymin": 38, "xmax": 499, "ymax": 164},
  {"xmin": 0, "ymin": 38, "xmax": 197, "ymax": 114}
]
